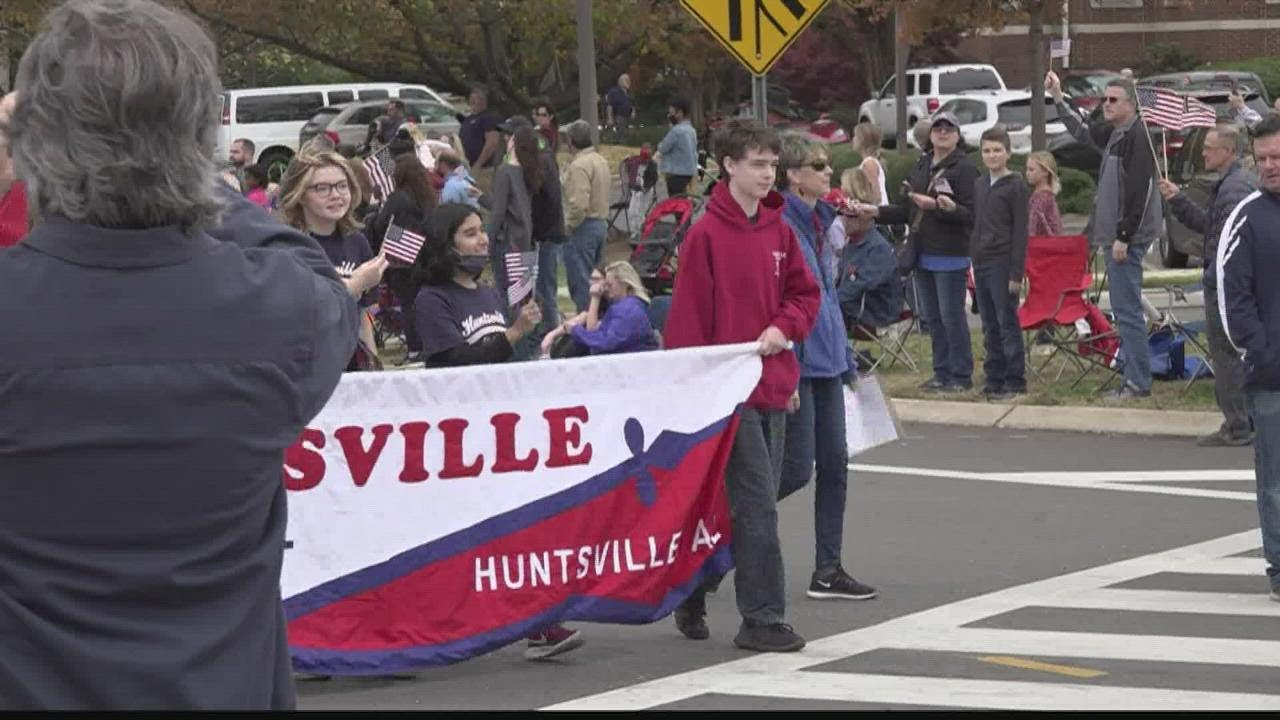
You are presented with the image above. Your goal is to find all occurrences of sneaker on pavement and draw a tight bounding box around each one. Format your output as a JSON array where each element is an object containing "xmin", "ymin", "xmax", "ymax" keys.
[
  {"xmin": 1197, "ymin": 430, "xmax": 1253, "ymax": 447},
  {"xmin": 733, "ymin": 622, "xmax": 806, "ymax": 653},
  {"xmin": 1103, "ymin": 382, "xmax": 1151, "ymax": 403},
  {"xmin": 525, "ymin": 624, "xmax": 584, "ymax": 661},
  {"xmin": 807, "ymin": 567, "xmax": 878, "ymax": 600},
  {"xmin": 673, "ymin": 594, "xmax": 710, "ymax": 640}
]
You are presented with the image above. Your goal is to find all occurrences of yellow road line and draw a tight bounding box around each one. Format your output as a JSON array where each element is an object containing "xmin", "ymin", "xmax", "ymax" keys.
[{"xmin": 977, "ymin": 655, "xmax": 1109, "ymax": 679}]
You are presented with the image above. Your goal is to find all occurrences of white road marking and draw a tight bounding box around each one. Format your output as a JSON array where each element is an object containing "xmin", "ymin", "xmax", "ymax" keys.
[
  {"xmin": 848, "ymin": 464, "xmax": 1257, "ymax": 503},
  {"xmin": 545, "ymin": 530, "xmax": 1275, "ymax": 711}
]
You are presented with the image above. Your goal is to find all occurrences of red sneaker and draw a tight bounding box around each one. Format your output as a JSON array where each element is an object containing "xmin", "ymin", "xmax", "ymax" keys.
[{"xmin": 524, "ymin": 624, "xmax": 585, "ymax": 660}]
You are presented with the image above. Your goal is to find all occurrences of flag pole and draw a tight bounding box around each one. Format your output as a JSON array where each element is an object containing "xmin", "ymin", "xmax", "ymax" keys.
[
  {"xmin": 1133, "ymin": 85, "xmax": 1166, "ymax": 181},
  {"xmin": 1161, "ymin": 129, "xmax": 1169, "ymax": 178}
]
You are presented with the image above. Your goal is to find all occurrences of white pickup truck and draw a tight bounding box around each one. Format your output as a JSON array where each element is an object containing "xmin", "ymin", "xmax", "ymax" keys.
[{"xmin": 858, "ymin": 64, "xmax": 1007, "ymax": 142}]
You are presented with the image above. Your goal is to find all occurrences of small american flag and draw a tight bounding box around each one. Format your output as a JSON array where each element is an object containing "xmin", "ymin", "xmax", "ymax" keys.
[
  {"xmin": 363, "ymin": 147, "xmax": 395, "ymax": 202},
  {"xmin": 1137, "ymin": 86, "xmax": 1218, "ymax": 132},
  {"xmin": 382, "ymin": 221, "xmax": 426, "ymax": 265},
  {"xmin": 504, "ymin": 250, "xmax": 538, "ymax": 307}
]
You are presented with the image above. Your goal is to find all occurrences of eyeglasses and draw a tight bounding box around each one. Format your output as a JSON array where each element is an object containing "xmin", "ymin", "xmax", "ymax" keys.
[
  {"xmin": 807, "ymin": 160, "xmax": 829, "ymax": 171},
  {"xmin": 306, "ymin": 180, "xmax": 351, "ymax": 197},
  {"xmin": 1103, "ymin": 96, "xmax": 1126, "ymax": 105}
]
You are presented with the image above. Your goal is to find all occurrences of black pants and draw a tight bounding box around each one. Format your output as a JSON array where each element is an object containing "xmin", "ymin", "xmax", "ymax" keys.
[
  {"xmin": 666, "ymin": 174, "xmax": 693, "ymax": 197},
  {"xmin": 385, "ymin": 269, "xmax": 421, "ymax": 353}
]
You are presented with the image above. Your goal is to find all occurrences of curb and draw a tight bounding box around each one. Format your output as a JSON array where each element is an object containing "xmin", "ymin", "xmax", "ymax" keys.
[{"xmin": 892, "ymin": 398, "xmax": 1220, "ymax": 438}]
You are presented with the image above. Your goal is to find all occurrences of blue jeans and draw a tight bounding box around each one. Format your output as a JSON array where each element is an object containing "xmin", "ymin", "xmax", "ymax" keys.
[
  {"xmin": 536, "ymin": 241, "xmax": 561, "ymax": 332},
  {"xmin": 1247, "ymin": 390, "xmax": 1280, "ymax": 592},
  {"xmin": 779, "ymin": 376, "xmax": 849, "ymax": 574},
  {"xmin": 564, "ymin": 218, "xmax": 607, "ymax": 312},
  {"xmin": 1107, "ymin": 242, "xmax": 1151, "ymax": 392},
  {"xmin": 973, "ymin": 264, "xmax": 1026, "ymax": 391},
  {"xmin": 915, "ymin": 268, "xmax": 973, "ymax": 385}
]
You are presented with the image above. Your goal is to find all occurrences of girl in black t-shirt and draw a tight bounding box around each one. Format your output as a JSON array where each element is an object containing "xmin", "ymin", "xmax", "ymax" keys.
[{"xmin": 409, "ymin": 204, "xmax": 584, "ymax": 660}]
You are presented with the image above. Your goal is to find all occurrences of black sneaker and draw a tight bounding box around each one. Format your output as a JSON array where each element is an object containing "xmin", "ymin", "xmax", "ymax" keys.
[
  {"xmin": 673, "ymin": 594, "xmax": 710, "ymax": 640},
  {"xmin": 981, "ymin": 385, "xmax": 1003, "ymax": 397},
  {"xmin": 1197, "ymin": 430, "xmax": 1253, "ymax": 447},
  {"xmin": 918, "ymin": 377, "xmax": 946, "ymax": 391},
  {"xmin": 733, "ymin": 622, "xmax": 806, "ymax": 653},
  {"xmin": 807, "ymin": 567, "xmax": 878, "ymax": 600}
]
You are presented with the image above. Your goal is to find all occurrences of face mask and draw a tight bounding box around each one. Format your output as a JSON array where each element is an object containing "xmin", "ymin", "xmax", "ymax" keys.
[{"xmin": 456, "ymin": 253, "xmax": 488, "ymax": 278}]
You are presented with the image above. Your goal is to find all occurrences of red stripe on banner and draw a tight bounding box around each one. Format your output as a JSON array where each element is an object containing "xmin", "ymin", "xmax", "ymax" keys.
[{"xmin": 287, "ymin": 420, "xmax": 738, "ymax": 652}]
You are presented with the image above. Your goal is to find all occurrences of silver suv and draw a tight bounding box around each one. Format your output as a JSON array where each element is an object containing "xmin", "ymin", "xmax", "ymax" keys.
[{"xmin": 299, "ymin": 99, "xmax": 460, "ymax": 149}]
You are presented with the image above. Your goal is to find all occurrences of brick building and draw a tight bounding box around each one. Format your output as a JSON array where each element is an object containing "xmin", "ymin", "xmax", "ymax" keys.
[{"xmin": 958, "ymin": 0, "xmax": 1280, "ymax": 88}]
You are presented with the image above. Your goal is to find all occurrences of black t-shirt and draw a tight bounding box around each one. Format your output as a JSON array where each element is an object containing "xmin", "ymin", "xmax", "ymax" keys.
[
  {"xmin": 414, "ymin": 282, "xmax": 509, "ymax": 364},
  {"xmin": 460, "ymin": 111, "xmax": 501, "ymax": 167}
]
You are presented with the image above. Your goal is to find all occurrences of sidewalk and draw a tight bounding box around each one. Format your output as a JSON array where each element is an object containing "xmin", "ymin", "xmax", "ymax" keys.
[{"xmin": 892, "ymin": 398, "xmax": 1221, "ymax": 438}]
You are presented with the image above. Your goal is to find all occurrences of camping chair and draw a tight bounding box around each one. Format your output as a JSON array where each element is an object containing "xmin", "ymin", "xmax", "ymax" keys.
[
  {"xmin": 1140, "ymin": 284, "xmax": 1215, "ymax": 395},
  {"xmin": 1018, "ymin": 234, "xmax": 1124, "ymax": 391},
  {"xmin": 608, "ymin": 155, "xmax": 657, "ymax": 238},
  {"xmin": 849, "ymin": 275, "xmax": 920, "ymax": 375}
]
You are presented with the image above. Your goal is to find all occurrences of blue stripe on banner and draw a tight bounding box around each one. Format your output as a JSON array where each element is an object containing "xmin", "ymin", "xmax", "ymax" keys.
[
  {"xmin": 283, "ymin": 411, "xmax": 738, "ymax": 622},
  {"xmin": 289, "ymin": 544, "xmax": 733, "ymax": 674}
]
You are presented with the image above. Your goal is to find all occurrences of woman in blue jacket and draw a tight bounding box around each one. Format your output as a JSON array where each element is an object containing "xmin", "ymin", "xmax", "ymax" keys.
[{"xmin": 568, "ymin": 261, "xmax": 659, "ymax": 354}]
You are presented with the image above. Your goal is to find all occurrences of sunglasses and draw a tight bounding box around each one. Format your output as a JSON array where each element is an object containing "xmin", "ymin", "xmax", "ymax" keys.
[{"xmin": 1103, "ymin": 96, "xmax": 1126, "ymax": 105}]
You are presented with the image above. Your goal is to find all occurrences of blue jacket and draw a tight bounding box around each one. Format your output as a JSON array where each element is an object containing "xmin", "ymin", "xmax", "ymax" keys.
[
  {"xmin": 1218, "ymin": 188, "xmax": 1280, "ymax": 391},
  {"xmin": 571, "ymin": 295, "xmax": 659, "ymax": 354},
  {"xmin": 782, "ymin": 193, "xmax": 854, "ymax": 378},
  {"xmin": 837, "ymin": 226, "xmax": 902, "ymax": 329},
  {"xmin": 0, "ymin": 186, "xmax": 357, "ymax": 709},
  {"xmin": 657, "ymin": 121, "xmax": 698, "ymax": 177}
]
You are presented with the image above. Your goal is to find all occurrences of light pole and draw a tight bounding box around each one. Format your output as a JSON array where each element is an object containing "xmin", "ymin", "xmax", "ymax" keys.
[{"xmin": 575, "ymin": 0, "xmax": 600, "ymax": 144}]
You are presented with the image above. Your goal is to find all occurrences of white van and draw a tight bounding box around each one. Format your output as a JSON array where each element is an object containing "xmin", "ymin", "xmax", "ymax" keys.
[{"xmin": 217, "ymin": 82, "xmax": 454, "ymax": 179}]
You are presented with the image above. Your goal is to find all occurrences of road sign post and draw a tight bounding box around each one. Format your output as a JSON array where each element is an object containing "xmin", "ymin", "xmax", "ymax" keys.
[
  {"xmin": 751, "ymin": 74, "xmax": 767, "ymax": 124},
  {"xmin": 681, "ymin": 0, "xmax": 830, "ymax": 79}
]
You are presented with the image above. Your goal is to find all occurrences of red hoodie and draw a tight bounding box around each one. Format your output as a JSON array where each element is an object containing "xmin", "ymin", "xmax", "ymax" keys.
[
  {"xmin": 0, "ymin": 182, "xmax": 28, "ymax": 248},
  {"xmin": 665, "ymin": 181, "xmax": 820, "ymax": 410}
]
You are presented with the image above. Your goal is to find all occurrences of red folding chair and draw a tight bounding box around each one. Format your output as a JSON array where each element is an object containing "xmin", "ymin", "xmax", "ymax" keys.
[{"xmin": 1018, "ymin": 234, "xmax": 1122, "ymax": 390}]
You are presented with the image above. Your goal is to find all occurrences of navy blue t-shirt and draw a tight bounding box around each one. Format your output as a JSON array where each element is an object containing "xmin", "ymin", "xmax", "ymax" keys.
[
  {"xmin": 459, "ymin": 110, "xmax": 501, "ymax": 167},
  {"xmin": 414, "ymin": 282, "xmax": 509, "ymax": 364},
  {"xmin": 311, "ymin": 230, "xmax": 374, "ymax": 305}
]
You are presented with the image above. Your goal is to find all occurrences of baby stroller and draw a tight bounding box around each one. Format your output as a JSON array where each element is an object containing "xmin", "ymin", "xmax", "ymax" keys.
[
  {"xmin": 369, "ymin": 282, "xmax": 408, "ymax": 352},
  {"xmin": 629, "ymin": 195, "xmax": 702, "ymax": 297}
]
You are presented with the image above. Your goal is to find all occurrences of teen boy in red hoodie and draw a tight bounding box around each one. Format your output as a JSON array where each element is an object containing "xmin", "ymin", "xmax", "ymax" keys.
[{"xmin": 664, "ymin": 119, "xmax": 821, "ymax": 653}]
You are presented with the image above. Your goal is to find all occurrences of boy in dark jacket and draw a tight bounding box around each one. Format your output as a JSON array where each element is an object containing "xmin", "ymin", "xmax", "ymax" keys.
[
  {"xmin": 969, "ymin": 127, "xmax": 1029, "ymax": 399},
  {"xmin": 1218, "ymin": 114, "xmax": 1280, "ymax": 602},
  {"xmin": 665, "ymin": 120, "xmax": 821, "ymax": 653}
]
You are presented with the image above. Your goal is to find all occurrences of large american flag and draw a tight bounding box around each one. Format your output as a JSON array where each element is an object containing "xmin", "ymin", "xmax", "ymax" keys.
[
  {"xmin": 363, "ymin": 146, "xmax": 395, "ymax": 202},
  {"xmin": 382, "ymin": 221, "xmax": 426, "ymax": 265},
  {"xmin": 1137, "ymin": 86, "xmax": 1218, "ymax": 132}
]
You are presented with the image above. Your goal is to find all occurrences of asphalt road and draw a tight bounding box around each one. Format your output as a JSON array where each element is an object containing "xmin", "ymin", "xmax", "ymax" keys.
[{"xmin": 298, "ymin": 423, "xmax": 1274, "ymax": 711}]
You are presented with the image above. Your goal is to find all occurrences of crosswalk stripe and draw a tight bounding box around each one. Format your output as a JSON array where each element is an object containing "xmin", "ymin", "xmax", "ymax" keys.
[
  {"xmin": 1038, "ymin": 588, "xmax": 1280, "ymax": 617},
  {"xmin": 1177, "ymin": 557, "xmax": 1269, "ymax": 576},
  {"xmin": 711, "ymin": 672, "xmax": 1280, "ymax": 711},
  {"xmin": 885, "ymin": 628, "xmax": 1280, "ymax": 667}
]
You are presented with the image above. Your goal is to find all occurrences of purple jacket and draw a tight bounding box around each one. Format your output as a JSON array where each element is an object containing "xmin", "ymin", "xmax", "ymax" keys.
[{"xmin": 571, "ymin": 295, "xmax": 658, "ymax": 354}]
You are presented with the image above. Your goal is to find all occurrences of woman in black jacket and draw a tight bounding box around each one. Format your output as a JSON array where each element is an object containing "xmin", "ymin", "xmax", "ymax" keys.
[
  {"xmin": 856, "ymin": 112, "xmax": 980, "ymax": 392},
  {"xmin": 373, "ymin": 155, "xmax": 439, "ymax": 362}
]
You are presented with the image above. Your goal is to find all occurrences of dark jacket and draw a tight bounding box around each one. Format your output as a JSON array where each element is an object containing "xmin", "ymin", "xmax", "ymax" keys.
[
  {"xmin": 1167, "ymin": 161, "xmax": 1256, "ymax": 289},
  {"xmin": 531, "ymin": 150, "xmax": 567, "ymax": 243},
  {"xmin": 837, "ymin": 226, "xmax": 901, "ymax": 329},
  {"xmin": 877, "ymin": 148, "xmax": 980, "ymax": 258},
  {"xmin": 1057, "ymin": 101, "xmax": 1161, "ymax": 245},
  {"xmin": 0, "ymin": 188, "xmax": 358, "ymax": 709},
  {"xmin": 970, "ymin": 172, "xmax": 1030, "ymax": 280},
  {"xmin": 1218, "ymin": 188, "xmax": 1280, "ymax": 391}
]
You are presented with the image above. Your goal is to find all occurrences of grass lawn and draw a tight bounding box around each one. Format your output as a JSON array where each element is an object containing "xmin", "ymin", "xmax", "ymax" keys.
[{"xmin": 871, "ymin": 327, "xmax": 1218, "ymax": 412}]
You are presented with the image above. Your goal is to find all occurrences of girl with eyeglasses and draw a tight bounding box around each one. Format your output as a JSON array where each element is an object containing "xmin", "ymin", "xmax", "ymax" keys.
[{"xmin": 278, "ymin": 151, "xmax": 389, "ymax": 366}]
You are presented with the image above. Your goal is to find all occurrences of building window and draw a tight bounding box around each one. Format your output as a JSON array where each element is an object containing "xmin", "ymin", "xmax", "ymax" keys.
[{"xmin": 1089, "ymin": 0, "xmax": 1143, "ymax": 7}]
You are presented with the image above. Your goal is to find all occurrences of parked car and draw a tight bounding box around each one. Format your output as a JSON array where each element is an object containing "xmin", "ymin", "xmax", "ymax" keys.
[
  {"xmin": 217, "ymin": 82, "xmax": 451, "ymax": 181},
  {"xmin": 911, "ymin": 90, "xmax": 1070, "ymax": 154},
  {"xmin": 857, "ymin": 64, "xmax": 1007, "ymax": 142},
  {"xmin": 1140, "ymin": 70, "xmax": 1272, "ymax": 107},
  {"xmin": 299, "ymin": 99, "xmax": 461, "ymax": 149},
  {"xmin": 1157, "ymin": 123, "xmax": 1261, "ymax": 268},
  {"xmin": 705, "ymin": 104, "xmax": 849, "ymax": 144},
  {"xmin": 1061, "ymin": 69, "xmax": 1124, "ymax": 114}
]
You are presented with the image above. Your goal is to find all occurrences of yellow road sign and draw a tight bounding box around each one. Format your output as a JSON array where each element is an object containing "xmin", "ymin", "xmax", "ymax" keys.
[{"xmin": 680, "ymin": 0, "xmax": 829, "ymax": 76}]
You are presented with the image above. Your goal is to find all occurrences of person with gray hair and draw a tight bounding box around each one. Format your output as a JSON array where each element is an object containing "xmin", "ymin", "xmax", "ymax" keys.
[
  {"xmin": 1159, "ymin": 122, "xmax": 1258, "ymax": 445},
  {"xmin": 1047, "ymin": 70, "xmax": 1161, "ymax": 401},
  {"xmin": 0, "ymin": 0, "xmax": 358, "ymax": 709},
  {"xmin": 561, "ymin": 118, "xmax": 612, "ymax": 312}
]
